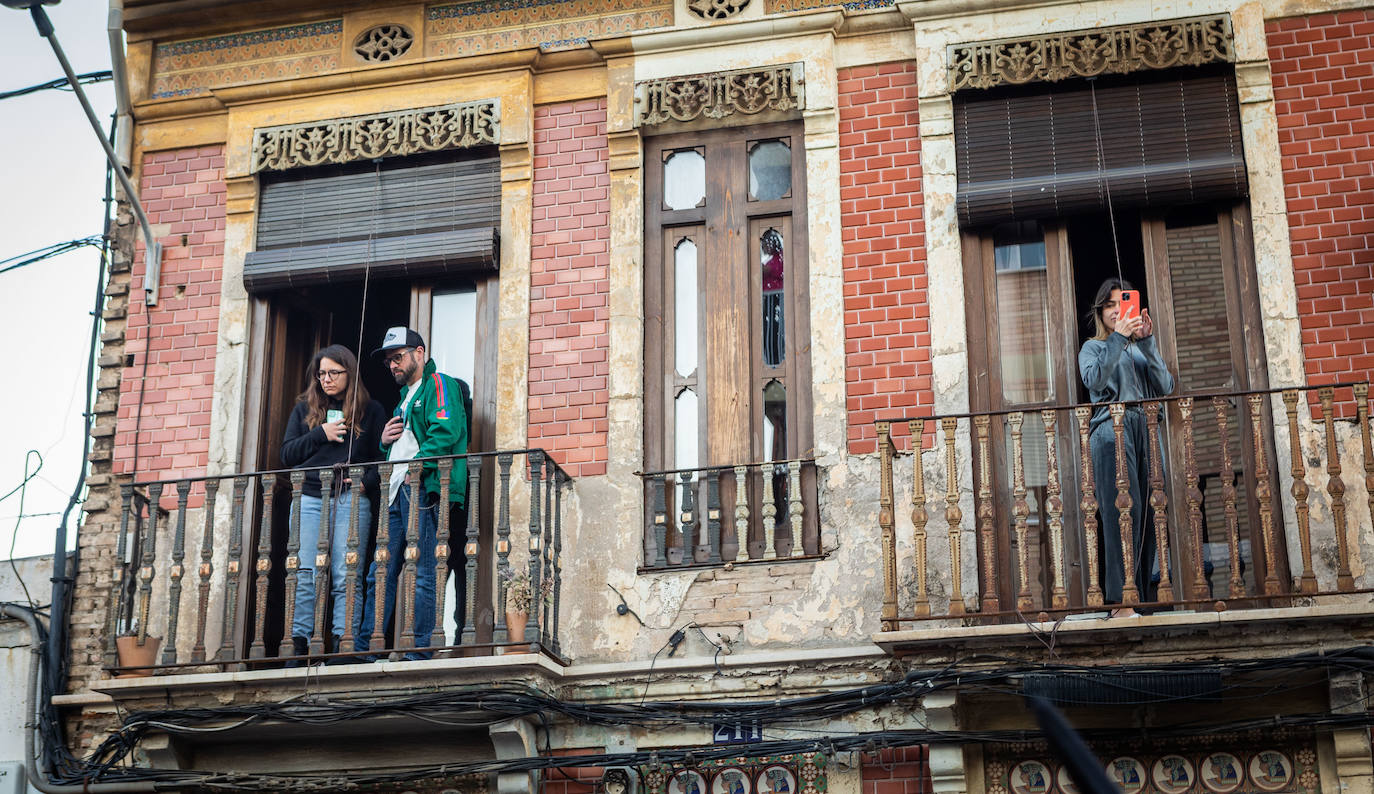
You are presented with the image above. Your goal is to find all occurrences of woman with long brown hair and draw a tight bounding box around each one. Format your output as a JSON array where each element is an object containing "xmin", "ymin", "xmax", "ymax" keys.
[
  {"xmin": 1078, "ymin": 278, "xmax": 1175, "ymax": 618},
  {"xmin": 280, "ymin": 344, "xmax": 387, "ymax": 660}
]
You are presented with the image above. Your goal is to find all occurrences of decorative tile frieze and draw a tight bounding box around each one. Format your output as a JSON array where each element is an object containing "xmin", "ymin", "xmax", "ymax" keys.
[
  {"xmin": 426, "ymin": 0, "xmax": 672, "ymax": 58},
  {"xmin": 250, "ymin": 101, "xmax": 499, "ymax": 173},
  {"xmin": 634, "ymin": 64, "xmax": 804, "ymax": 128},
  {"xmin": 765, "ymin": 0, "xmax": 892, "ymax": 12},
  {"xmin": 949, "ymin": 14, "xmax": 1234, "ymax": 92},
  {"xmin": 150, "ymin": 20, "xmax": 342, "ymax": 99}
]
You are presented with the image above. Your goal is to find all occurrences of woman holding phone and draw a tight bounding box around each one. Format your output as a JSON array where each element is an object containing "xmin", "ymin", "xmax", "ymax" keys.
[
  {"xmin": 1078, "ymin": 278, "xmax": 1175, "ymax": 617},
  {"xmin": 280, "ymin": 344, "xmax": 388, "ymax": 660}
]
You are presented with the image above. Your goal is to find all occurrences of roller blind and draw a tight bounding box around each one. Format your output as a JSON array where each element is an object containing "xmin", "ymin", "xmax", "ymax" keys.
[
  {"xmin": 953, "ymin": 69, "xmax": 1248, "ymax": 227},
  {"xmin": 245, "ymin": 151, "xmax": 500, "ymax": 292}
]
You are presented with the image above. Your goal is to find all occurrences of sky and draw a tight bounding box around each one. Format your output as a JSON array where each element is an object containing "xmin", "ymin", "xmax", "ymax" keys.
[{"xmin": 0, "ymin": 1, "xmax": 115, "ymax": 560}]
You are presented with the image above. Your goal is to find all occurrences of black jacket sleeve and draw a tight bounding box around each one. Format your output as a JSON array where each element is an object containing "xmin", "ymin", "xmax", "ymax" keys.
[{"xmin": 279, "ymin": 402, "xmax": 326, "ymax": 468}]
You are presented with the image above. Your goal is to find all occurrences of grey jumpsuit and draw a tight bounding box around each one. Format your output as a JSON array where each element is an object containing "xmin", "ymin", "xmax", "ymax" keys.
[{"xmin": 1078, "ymin": 332, "xmax": 1175, "ymax": 604}]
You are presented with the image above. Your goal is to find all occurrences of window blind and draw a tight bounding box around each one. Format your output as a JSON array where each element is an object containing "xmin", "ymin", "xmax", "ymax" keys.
[
  {"xmin": 244, "ymin": 151, "xmax": 500, "ymax": 292},
  {"xmin": 953, "ymin": 69, "xmax": 1248, "ymax": 227}
]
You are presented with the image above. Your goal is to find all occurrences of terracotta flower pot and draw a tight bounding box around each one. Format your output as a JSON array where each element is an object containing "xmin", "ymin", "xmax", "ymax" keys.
[
  {"xmin": 115, "ymin": 635, "xmax": 162, "ymax": 678},
  {"xmin": 506, "ymin": 610, "xmax": 528, "ymax": 644}
]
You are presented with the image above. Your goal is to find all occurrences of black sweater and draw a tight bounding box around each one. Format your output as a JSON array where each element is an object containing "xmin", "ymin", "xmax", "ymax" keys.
[{"xmin": 279, "ymin": 398, "xmax": 388, "ymax": 498}]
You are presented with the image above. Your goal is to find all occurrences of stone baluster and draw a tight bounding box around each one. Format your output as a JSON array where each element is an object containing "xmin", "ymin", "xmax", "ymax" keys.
[
  {"xmin": 1213, "ymin": 397, "xmax": 1245, "ymax": 599},
  {"xmin": 1110, "ymin": 403, "xmax": 1138, "ymax": 605},
  {"xmin": 190, "ymin": 479, "xmax": 219, "ymax": 664},
  {"xmin": 1074, "ymin": 407, "xmax": 1103, "ymax": 607},
  {"xmin": 526, "ymin": 451, "xmax": 544, "ymax": 646},
  {"xmin": 369, "ymin": 463, "xmax": 394, "ymax": 651},
  {"xmin": 219, "ymin": 477, "xmax": 248, "ymax": 664},
  {"xmin": 398, "ymin": 462, "xmax": 423, "ymax": 651},
  {"xmin": 1144, "ymin": 402, "xmax": 1173, "ymax": 603},
  {"xmin": 1041, "ymin": 409, "xmax": 1067, "ymax": 610},
  {"xmin": 106, "ymin": 485, "xmax": 135, "ymax": 669},
  {"xmin": 973, "ymin": 415, "xmax": 997, "ymax": 614},
  {"xmin": 1357, "ymin": 384, "xmax": 1374, "ymax": 585},
  {"xmin": 306, "ymin": 468, "xmax": 330, "ymax": 656},
  {"xmin": 1008, "ymin": 411, "xmax": 1033, "ymax": 611},
  {"xmin": 908, "ymin": 419, "xmax": 931, "ymax": 617},
  {"xmin": 431, "ymin": 458, "xmax": 454, "ymax": 651},
  {"xmin": 787, "ymin": 460, "xmax": 803, "ymax": 557},
  {"xmin": 877, "ymin": 421, "xmax": 897, "ymax": 630},
  {"xmin": 461, "ymin": 462, "xmax": 481, "ymax": 647},
  {"xmin": 733, "ymin": 466, "xmax": 748, "ymax": 561},
  {"xmin": 136, "ymin": 483, "xmax": 163, "ymax": 649},
  {"xmin": 942, "ymin": 417, "xmax": 965, "ymax": 615},
  {"xmin": 706, "ymin": 472, "xmax": 723, "ymax": 564},
  {"xmin": 762, "ymin": 465, "xmax": 777, "ymax": 560},
  {"xmin": 342, "ymin": 466, "xmax": 365, "ymax": 654},
  {"xmin": 161, "ymin": 480, "xmax": 191, "ymax": 665},
  {"xmin": 493, "ymin": 453, "xmax": 513, "ymax": 644},
  {"xmin": 1177, "ymin": 399, "xmax": 1208, "ymax": 600},
  {"xmin": 1282, "ymin": 390, "xmax": 1317, "ymax": 594},
  {"xmin": 249, "ymin": 480, "xmax": 274, "ymax": 659},
  {"xmin": 1319, "ymin": 387, "xmax": 1353, "ymax": 591},
  {"xmin": 1248, "ymin": 393, "xmax": 1282, "ymax": 596}
]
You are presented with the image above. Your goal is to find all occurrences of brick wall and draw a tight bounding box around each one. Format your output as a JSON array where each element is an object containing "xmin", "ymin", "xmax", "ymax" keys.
[
  {"xmin": 838, "ymin": 62, "xmax": 931, "ymax": 454},
  {"xmin": 861, "ymin": 746, "xmax": 933, "ymax": 794},
  {"xmin": 529, "ymin": 99, "xmax": 610, "ymax": 477},
  {"xmin": 112, "ymin": 146, "xmax": 226, "ymax": 489},
  {"xmin": 1267, "ymin": 10, "xmax": 1374, "ymax": 410}
]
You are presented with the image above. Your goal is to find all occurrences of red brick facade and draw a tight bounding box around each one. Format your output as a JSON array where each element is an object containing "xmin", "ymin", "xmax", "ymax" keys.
[
  {"xmin": 838, "ymin": 62, "xmax": 932, "ymax": 454},
  {"xmin": 112, "ymin": 146, "xmax": 226, "ymax": 488},
  {"xmin": 862, "ymin": 746, "xmax": 933, "ymax": 794},
  {"xmin": 1268, "ymin": 10, "xmax": 1374, "ymax": 403},
  {"xmin": 529, "ymin": 100, "xmax": 611, "ymax": 477}
]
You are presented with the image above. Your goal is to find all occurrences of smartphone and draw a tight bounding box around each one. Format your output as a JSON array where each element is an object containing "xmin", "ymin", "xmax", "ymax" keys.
[
  {"xmin": 326, "ymin": 409, "xmax": 344, "ymax": 425},
  {"xmin": 1118, "ymin": 290, "xmax": 1140, "ymax": 324}
]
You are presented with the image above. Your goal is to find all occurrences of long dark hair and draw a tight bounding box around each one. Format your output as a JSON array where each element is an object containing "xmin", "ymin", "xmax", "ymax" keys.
[
  {"xmin": 297, "ymin": 344, "xmax": 370, "ymax": 429},
  {"xmin": 1087, "ymin": 277, "xmax": 1135, "ymax": 341}
]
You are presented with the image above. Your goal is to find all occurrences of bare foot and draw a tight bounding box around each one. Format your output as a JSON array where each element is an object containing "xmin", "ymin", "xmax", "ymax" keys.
[{"xmin": 1109, "ymin": 607, "xmax": 1139, "ymax": 619}]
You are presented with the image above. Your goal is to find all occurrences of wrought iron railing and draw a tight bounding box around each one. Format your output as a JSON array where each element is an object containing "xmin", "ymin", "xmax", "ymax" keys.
[
  {"xmin": 107, "ymin": 450, "xmax": 571, "ymax": 674},
  {"xmin": 639, "ymin": 458, "xmax": 820, "ymax": 569},
  {"xmin": 875, "ymin": 384, "xmax": 1374, "ymax": 627}
]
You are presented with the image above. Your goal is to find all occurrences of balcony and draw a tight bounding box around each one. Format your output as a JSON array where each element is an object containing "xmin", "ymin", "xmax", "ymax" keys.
[
  {"xmin": 104, "ymin": 450, "xmax": 570, "ymax": 677},
  {"xmin": 871, "ymin": 383, "xmax": 1374, "ymax": 652}
]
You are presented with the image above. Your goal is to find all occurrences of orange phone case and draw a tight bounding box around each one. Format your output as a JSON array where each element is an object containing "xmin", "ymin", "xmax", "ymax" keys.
[{"xmin": 1119, "ymin": 290, "xmax": 1140, "ymax": 323}]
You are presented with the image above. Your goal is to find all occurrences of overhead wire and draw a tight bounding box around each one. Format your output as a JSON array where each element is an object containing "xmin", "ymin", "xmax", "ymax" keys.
[{"xmin": 0, "ymin": 70, "xmax": 113, "ymax": 102}]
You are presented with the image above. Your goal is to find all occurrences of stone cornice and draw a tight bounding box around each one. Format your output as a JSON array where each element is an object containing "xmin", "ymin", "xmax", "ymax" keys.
[
  {"xmin": 250, "ymin": 99, "xmax": 499, "ymax": 173},
  {"xmin": 948, "ymin": 14, "xmax": 1234, "ymax": 91}
]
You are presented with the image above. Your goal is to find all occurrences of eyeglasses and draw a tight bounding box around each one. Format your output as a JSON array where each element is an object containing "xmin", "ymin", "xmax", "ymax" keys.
[
  {"xmin": 384, "ymin": 349, "xmax": 412, "ymax": 366},
  {"xmin": 317, "ymin": 369, "xmax": 348, "ymax": 381}
]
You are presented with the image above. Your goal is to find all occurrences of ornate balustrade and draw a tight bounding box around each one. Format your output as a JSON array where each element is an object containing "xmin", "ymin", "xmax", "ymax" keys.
[
  {"xmin": 639, "ymin": 459, "xmax": 820, "ymax": 569},
  {"xmin": 107, "ymin": 450, "xmax": 570, "ymax": 674},
  {"xmin": 875, "ymin": 384, "xmax": 1374, "ymax": 628}
]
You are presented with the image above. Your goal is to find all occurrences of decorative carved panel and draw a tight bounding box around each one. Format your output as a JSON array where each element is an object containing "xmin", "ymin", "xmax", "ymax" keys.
[
  {"xmin": 688, "ymin": 0, "xmax": 751, "ymax": 20},
  {"xmin": 354, "ymin": 24, "xmax": 414, "ymax": 62},
  {"xmin": 251, "ymin": 100, "xmax": 500, "ymax": 173},
  {"xmin": 949, "ymin": 15, "xmax": 1233, "ymax": 92},
  {"xmin": 634, "ymin": 64, "xmax": 803, "ymax": 128}
]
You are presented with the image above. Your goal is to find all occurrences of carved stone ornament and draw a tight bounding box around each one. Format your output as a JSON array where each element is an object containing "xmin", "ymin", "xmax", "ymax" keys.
[
  {"xmin": 354, "ymin": 23, "xmax": 414, "ymax": 62},
  {"xmin": 251, "ymin": 100, "xmax": 499, "ymax": 172},
  {"xmin": 949, "ymin": 14, "xmax": 1233, "ymax": 91},
  {"xmin": 634, "ymin": 63, "xmax": 803, "ymax": 128},
  {"xmin": 687, "ymin": 0, "xmax": 751, "ymax": 20}
]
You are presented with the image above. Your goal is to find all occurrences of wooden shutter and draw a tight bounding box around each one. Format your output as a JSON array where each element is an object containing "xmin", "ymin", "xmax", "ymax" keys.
[
  {"xmin": 954, "ymin": 68, "xmax": 1247, "ymax": 227},
  {"xmin": 244, "ymin": 151, "xmax": 500, "ymax": 291}
]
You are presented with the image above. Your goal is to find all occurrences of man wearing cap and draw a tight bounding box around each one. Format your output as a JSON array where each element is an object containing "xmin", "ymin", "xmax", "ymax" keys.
[{"xmin": 356, "ymin": 327, "xmax": 467, "ymax": 659}]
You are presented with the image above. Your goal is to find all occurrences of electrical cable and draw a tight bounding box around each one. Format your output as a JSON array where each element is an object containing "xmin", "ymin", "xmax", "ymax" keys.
[
  {"xmin": 0, "ymin": 70, "xmax": 112, "ymax": 102},
  {"xmin": 0, "ymin": 237, "xmax": 104, "ymax": 277},
  {"xmin": 7, "ymin": 451, "xmax": 43, "ymax": 609}
]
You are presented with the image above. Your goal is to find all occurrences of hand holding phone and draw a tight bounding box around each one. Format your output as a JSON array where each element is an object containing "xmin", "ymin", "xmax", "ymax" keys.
[
  {"xmin": 322, "ymin": 409, "xmax": 347, "ymax": 442},
  {"xmin": 1118, "ymin": 290, "xmax": 1140, "ymax": 324}
]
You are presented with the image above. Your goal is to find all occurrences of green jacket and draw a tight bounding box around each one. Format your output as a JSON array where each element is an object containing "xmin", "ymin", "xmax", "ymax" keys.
[{"xmin": 382, "ymin": 358, "xmax": 468, "ymax": 506}]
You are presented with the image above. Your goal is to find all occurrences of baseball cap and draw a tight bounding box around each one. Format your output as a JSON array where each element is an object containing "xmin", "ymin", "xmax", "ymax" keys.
[{"xmin": 373, "ymin": 326, "xmax": 425, "ymax": 356}]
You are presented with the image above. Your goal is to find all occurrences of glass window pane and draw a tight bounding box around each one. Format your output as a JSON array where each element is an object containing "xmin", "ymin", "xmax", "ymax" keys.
[
  {"xmin": 664, "ymin": 150, "xmax": 705, "ymax": 210},
  {"xmin": 674, "ymin": 388, "xmax": 698, "ymax": 472},
  {"xmin": 993, "ymin": 222, "xmax": 1052, "ymax": 403},
  {"xmin": 430, "ymin": 287, "xmax": 476, "ymax": 387},
  {"xmin": 761, "ymin": 228, "xmax": 785, "ymax": 367},
  {"xmin": 763, "ymin": 379, "xmax": 786, "ymax": 462},
  {"xmin": 749, "ymin": 140, "xmax": 791, "ymax": 201},
  {"xmin": 674, "ymin": 238, "xmax": 698, "ymax": 378}
]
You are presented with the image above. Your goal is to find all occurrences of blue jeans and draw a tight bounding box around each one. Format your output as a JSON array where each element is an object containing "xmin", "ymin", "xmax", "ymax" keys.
[
  {"xmin": 356, "ymin": 483, "xmax": 438, "ymax": 659},
  {"xmin": 293, "ymin": 491, "xmax": 372, "ymax": 641}
]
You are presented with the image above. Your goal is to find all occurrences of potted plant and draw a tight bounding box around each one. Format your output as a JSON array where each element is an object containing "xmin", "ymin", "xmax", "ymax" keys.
[{"xmin": 503, "ymin": 569, "xmax": 533, "ymax": 643}]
